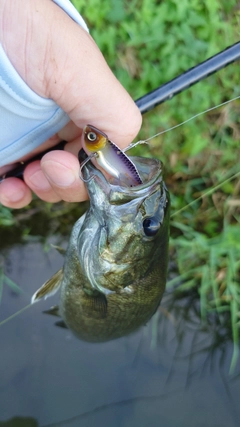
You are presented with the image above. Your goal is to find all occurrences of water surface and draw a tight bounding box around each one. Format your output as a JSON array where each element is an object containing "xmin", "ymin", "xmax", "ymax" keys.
[{"xmin": 0, "ymin": 236, "xmax": 239, "ymax": 427}]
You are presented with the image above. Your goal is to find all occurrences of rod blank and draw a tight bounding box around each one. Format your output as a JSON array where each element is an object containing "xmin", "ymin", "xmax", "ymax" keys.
[{"xmin": 135, "ymin": 41, "xmax": 240, "ymax": 114}]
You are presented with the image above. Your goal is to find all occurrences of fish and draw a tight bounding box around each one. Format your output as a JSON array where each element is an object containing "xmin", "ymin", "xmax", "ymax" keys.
[{"xmin": 31, "ymin": 130, "xmax": 170, "ymax": 342}]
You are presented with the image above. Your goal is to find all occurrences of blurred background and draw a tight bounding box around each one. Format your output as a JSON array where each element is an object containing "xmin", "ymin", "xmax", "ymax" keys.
[{"xmin": 0, "ymin": 1, "xmax": 240, "ymax": 425}]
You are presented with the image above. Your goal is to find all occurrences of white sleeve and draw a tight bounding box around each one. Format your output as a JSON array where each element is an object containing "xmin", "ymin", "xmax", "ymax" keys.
[
  {"xmin": 0, "ymin": 1, "xmax": 88, "ymax": 168},
  {"xmin": 53, "ymin": 0, "xmax": 89, "ymax": 32}
]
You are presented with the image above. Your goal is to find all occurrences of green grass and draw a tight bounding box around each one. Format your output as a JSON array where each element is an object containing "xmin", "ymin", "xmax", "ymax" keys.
[
  {"xmin": 0, "ymin": 206, "xmax": 15, "ymax": 226},
  {"xmin": 1, "ymin": 0, "xmax": 240, "ymax": 369},
  {"xmin": 0, "ymin": 261, "xmax": 24, "ymax": 304}
]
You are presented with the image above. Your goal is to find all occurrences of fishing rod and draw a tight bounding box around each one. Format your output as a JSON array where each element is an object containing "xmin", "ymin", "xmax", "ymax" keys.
[
  {"xmin": 1, "ymin": 41, "xmax": 240, "ymax": 181},
  {"xmin": 135, "ymin": 41, "xmax": 240, "ymax": 113}
]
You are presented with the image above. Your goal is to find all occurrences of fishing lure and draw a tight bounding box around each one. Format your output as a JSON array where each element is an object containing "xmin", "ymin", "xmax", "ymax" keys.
[{"xmin": 81, "ymin": 125, "xmax": 143, "ymax": 187}]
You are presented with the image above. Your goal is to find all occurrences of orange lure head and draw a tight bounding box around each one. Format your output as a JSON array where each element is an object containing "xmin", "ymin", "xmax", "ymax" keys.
[{"xmin": 83, "ymin": 125, "xmax": 108, "ymax": 152}]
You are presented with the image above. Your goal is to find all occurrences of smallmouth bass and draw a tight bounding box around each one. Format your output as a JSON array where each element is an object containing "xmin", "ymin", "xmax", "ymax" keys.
[{"xmin": 32, "ymin": 129, "xmax": 170, "ymax": 342}]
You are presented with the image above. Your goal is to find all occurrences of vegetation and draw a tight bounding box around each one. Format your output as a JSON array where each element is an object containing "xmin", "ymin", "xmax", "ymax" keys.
[{"xmin": 1, "ymin": 0, "xmax": 240, "ymax": 369}]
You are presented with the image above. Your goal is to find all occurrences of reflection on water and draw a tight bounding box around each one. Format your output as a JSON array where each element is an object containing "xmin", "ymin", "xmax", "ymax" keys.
[{"xmin": 0, "ymin": 238, "xmax": 240, "ymax": 427}]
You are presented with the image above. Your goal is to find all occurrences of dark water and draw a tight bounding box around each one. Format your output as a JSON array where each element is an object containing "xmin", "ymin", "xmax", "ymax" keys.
[{"xmin": 0, "ymin": 238, "xmax": 240, "ymax": 427}]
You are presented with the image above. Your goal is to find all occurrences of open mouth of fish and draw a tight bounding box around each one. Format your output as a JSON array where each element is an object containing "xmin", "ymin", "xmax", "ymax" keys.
[{"xmin": 78, "ymin": 147, "xmax": 164, "ymax": 202}]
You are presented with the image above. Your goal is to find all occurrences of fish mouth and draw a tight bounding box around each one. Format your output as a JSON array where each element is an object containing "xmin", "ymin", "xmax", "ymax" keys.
[{"xmin": 78, "ymin": 148, "xmax": 163, "ymax": 202}]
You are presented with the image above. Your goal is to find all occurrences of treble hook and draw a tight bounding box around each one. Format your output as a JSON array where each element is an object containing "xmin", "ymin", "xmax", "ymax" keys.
[{"xmin": 78, "ymin": 151, "xmax": 98, "ymax": 183}]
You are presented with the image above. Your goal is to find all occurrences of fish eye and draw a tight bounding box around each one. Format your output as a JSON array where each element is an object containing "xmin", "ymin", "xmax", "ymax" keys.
[
  {"xmin": 87, "ymin": 131, "xmax": 97, "ymax": 142},
  {"xmin": 143, "ymin": 217, "xmax": 160, "ymax": 237}
]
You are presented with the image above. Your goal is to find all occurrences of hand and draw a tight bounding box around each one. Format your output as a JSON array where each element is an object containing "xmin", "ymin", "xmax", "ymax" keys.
[{"xmin": 0, "ymin": 0, "xmax": 141, "ymax": 208}]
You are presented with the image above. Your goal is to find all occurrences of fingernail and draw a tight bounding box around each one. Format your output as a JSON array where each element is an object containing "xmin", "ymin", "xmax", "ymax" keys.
[
  {"xmin": 0, "ymin": 187, "xmax": 25, "ymax": 203},
  {"xmin": 28, "ymin": 170, "xmax": 51, "ymax": 190},
  {"xmin": 42, "ymin": 161, "xmax": 76, "ymax": 187}
]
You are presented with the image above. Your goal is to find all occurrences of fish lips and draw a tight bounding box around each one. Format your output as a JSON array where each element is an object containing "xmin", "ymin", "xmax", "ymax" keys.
[{"xmin": 78, "ymin": 148, "xmax": 163, "ymax": 204}]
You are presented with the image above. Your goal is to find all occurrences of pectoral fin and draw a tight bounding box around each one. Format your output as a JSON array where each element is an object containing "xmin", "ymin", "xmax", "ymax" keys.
[
  {"xmin": 55, "ymin": 320, "xmax": 68, "ymax": 329},
  {"xmin": 43, "ymin": 305, "xmax": 61, "ymax": 317},
  {"xmin": 31, "ymin": 268, "xmax": 63, "ymax": 304},
  {"xmin": 82, "ymin": 290, "xmax": 108, "ymax": 319},
  {"xmin": 51, "ymin": 244, "xmax": 66, "ymax": 255},
  {"xmin": 43, "ymin": 306, "xmax": 68, "ymax": 329}
]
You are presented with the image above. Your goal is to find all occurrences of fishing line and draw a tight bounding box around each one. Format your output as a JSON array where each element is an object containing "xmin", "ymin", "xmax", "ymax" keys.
[
  {"xmin": 125, "ymin": 94, "xmax": 240, "ymax": 151},
  {"xmin": 0, "ymin": 303, "xmax": 32, "ymax": 327},
  {"xmin": 126, "ymin": 94, "xmax": 240, "ymax": 218},
  {"xmin": 171, "ymin": 170, "xmax": 240, "ymax": 218}
]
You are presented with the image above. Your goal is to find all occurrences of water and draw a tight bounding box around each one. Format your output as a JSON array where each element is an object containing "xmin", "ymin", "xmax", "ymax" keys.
[{"xmin": 0, "ymin": 232, "xmax": 239, "ymax": 427}]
